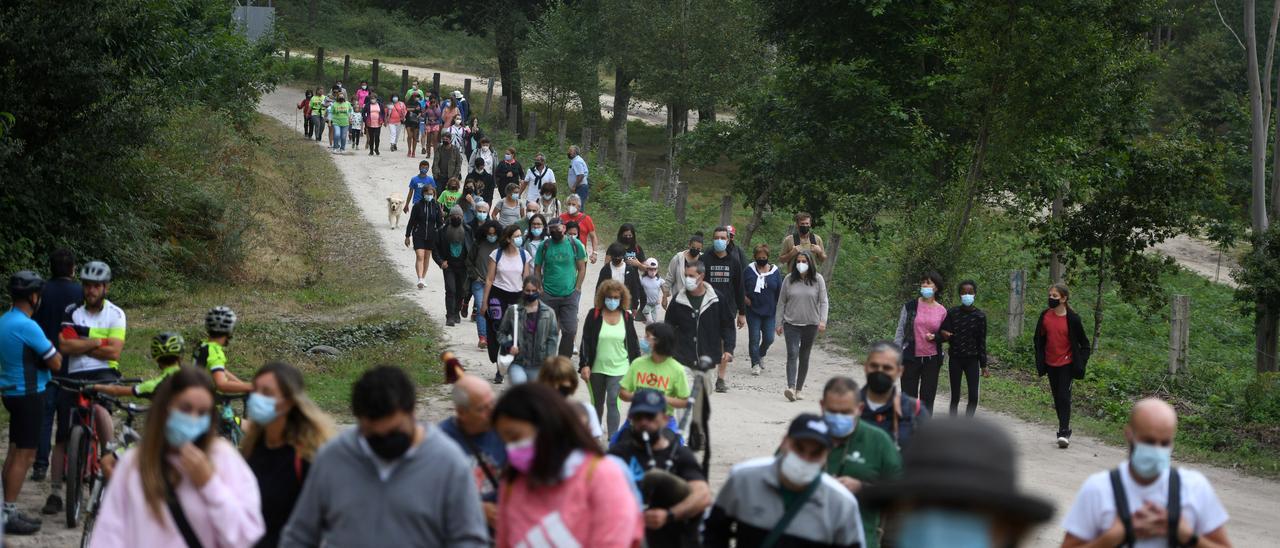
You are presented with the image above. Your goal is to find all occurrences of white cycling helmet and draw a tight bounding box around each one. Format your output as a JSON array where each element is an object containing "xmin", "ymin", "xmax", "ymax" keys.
[
  {"xmin": 205, "ymin": 306, "xmax": 237, "ymax": 335},
  {"xmin": 79, "ymin": 261, "xmax": 112, "ymax": 283}
]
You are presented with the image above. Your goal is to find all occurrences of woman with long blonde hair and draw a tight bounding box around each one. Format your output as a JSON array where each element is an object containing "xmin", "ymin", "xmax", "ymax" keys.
[
  {"xmin": 88, "ymin": 367, "xmax": 263, "ymax": 547},
  {"xmin": 242, "ymin": 361, "xmax": 336, "ymax": 548}
]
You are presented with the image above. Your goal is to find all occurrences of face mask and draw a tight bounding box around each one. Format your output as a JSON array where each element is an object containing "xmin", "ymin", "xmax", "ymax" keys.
[
  {"xmin": 920, "ymin": 287, "xmax": 935, "ymax": 299},
  {"xmin": 513, "ymin": 236, "xmax": 524, "ymax": 247},
  {"xmin": 688, "ymin": 247, "xmax": 701, "ymax": 258},
  {"xmin": 961, "ymin": 294, "xmax": 975, "ymax": 306},
  {"xmin": 899, "ymin": 509, "xmax": 993, "ymax": 548},
  {"xmin": 449, "ymin": 217, "xmax": 462, "ymax": 227},
  {"xmin": 713, "ymin": 239, "xmax": 728, "ymax": 252},
  {"xmin": 1130, "ymin": 442, "xmax": 1172, "ymax": 480},
  {"xmin": 796, "ymin": 262, "xmax": 810, "ymax": 274},
  {"xmin": 425, "ymin": 194, "xmax": 435, "ymax": 203},
  {"xmin": 504, "ymin": 154, "xmax": 513, "ymax": 161},
  {"xmin": 365, "ymin": 428, "xmax": 413, "ymax": 461},
  {"xmin": 755, "ymin": 258, "xmax": 768, "ymax": 267},
  {"xmin": 392, "ymin": 97, "xmax": 398, "ymax": 102},
  {"xmin": 476, "ymin": 212, "xmax": 489, "ymax": 221},
  {"xmin": 362, "ymin": 85, "xmax": 367, "ymax": 90},
  {"xmin": 866, "ymin": 371, "xmax": 894, "ymax": 394},
  {"xmin": 1048, "ymin": 297, "xmax": 1062, "ymax": 309},
  {"xmin": 824, "ymin": 412, "xmax": 855, "ymax": 438},
  {"xmin": 605, "ymin": 298, "xmax": 621, "ymax": 311},
  {"xmin": 557, "ymin": 385, "xmax": 574, "ymax": 397},
  {"xmin": 165, "ymin": 410, "xmax": 210, "ymax": 446},
  {"xmin": 683, "ymin": 276, "xmax": 699, "ymax": 291},
  {"xmin": 639, "ymin": 337, "xmax": 651, "ymax": 354},
  {"xmin": 551, "ymin": 231, "xmax": 565, "ymax": 242},
  {"xmin": 536, "ymin": 160, "xmax": 544, "ymax": 166},
  {"xmin": 798, "ymin": 225, "xmax": 811, "ymax": 235},
  {"xmin": 420, "ymin": 168, "xmax": 428, "ymax": 175},
  {"xmin": 567, "ymin": 206, "xmax": 579, "ymax": 215},
  {"xmin": 486, "ymin": 234, "xmax": 498, "ymax": 244},
  {"xmin": 524, "ymin": 291, "xmax": 540, "ymax": 302},
  {"xmin": 506, "ymin": 437, "xmax": 536, "ymax": 473},
  {"xmin": 779, "ymin": 451, "xmax": 823, "ymax": 485},
  {"xmin": 532, "ymin": 227, "xmax": 543, "ymax": 237},
  {"xmin": 482, "ymin": 146, "xmax": 490, "ymax": 151},
  {"xmin": 246, "ymin": 393, "xmax": 279, "ymax": 424}
]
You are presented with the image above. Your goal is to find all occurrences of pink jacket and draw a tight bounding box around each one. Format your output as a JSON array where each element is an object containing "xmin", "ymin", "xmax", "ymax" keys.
[
  {"xmin": 356, "ymin": 88, "xmax": 370, "ymax": 109},
  {"xmin": 89, "ymin": 439, "xmax": 264, "ymax": 548},
  {"xmin": 496, "ymin": 452, "xmax": 643, "ymax": 548}
]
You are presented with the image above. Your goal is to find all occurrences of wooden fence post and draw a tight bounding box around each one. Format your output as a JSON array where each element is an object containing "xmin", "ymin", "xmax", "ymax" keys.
[
  {"xmin": 651, "ymin": 169, "xmax": 667, "ymax": 202},
  {"xmin": 597, "ymin": 137, "xmax": 608, "ymax": 169},
  {"xmin": 1169, "ymin": 295, "xmax": 1190, "ymax": 374},
  {"xmin": 464, "ymin": 79, "xmax": 472, "ymax": 104},
  {"xmin": 557, "ymin": 119, "xmax": 567, "ymax": 150},
  {"xmin": 623, "ymin": 151, "xmax": 637, "ymax": 192},
  {"xmin": 616, "ymin": 125, "xmax": 628, "ymax": 165},
  {"xmin": 483, "ymin": 79, "xmax": 495, "ymax": 117},
  {"xmin": 820, "ymin": 232, "xmax": 843, "ymax": 282},
  {"xmin": 432, "ymin": 73, "xmax": 441, "ymax": 98},
  {"xmin": 284, "ymin": 48, "xmax": 290, "ymax": 61},
  {"xmin": 342, "ymin": 54, "xmax": 350, "ymax": 85},
  {"xmin": 674, "ymin": 182, "xmax": 688, "ymax": 224},
  {"xmin": 371, "ymin": 59, "xmax": 380, "ymax": 88},
  {"xmin": 581, "ymin": 127, "xmax": 593, "ymax": 155},
  {"xmin": 1007, "ymin": 269, "xmax": 1027, "ymax": 345},
  {"xmin": 528, "ymin": 112, "xmax": 538, "ymax": 138},
  {"xmin": 315, "ymin": 47, "xmax": 325, "ymax": 86},
  {"xmin": 719, "ymin": 195, "xmax": 734, "ymax": 227},
  {"xmin": 400, "ymin": 70, "xmax": 409, "ymax": 99}
]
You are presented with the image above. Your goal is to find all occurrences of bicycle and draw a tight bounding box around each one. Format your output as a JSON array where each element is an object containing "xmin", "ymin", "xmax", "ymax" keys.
[
  {"xmin": 217, "ymin": 393, "xmax": 248, "ymax": 446},
  {"xmin": 49, "ymin": 377, "xmax": 141, "ymax": 529},
  {"xmin": 77, "ymin": 395, "xmax": 147, "ymax": 548}
]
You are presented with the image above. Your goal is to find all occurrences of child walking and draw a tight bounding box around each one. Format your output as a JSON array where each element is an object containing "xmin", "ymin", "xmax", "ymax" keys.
[
  {"xmin": 640, "ymin": 257, "xmax": 663, "ymax": 325},
  {"xmin": 350, "ymin": 110, "xmax": 364, "ymax": 150}
]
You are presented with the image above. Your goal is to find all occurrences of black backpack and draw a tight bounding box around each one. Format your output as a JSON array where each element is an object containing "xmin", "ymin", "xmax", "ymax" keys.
[{"xmin": 1109, "ymin": 466, "xmax": 1182, "ymax": 547}]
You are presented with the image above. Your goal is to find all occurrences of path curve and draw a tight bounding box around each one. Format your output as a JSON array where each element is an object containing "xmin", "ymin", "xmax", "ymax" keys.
[{"xmin": 257, "ymin": 89, "xmax": 1278, "ymax": 548}]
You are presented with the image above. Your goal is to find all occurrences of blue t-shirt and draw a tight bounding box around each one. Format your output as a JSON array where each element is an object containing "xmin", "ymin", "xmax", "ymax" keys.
[
  {"xmin": 0, "ymin": 308, "xmax": 57, "ymax": 396},
  {"xmin": 438, "ymin": 416, "xmax": 506, "ymax": 503},
  {"xmin": 409, "ymin": 174, "xmax": 437, "ymax": 203},
  {"xmin": 31, "ymin": 278, "xmax": 82, "ymax": 345}
]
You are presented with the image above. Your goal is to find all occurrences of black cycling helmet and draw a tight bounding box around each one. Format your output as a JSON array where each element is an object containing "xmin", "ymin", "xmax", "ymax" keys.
[
  {"xmin": 150, "ymin": 331, "xmax": 186, "ymax": 360},
  {"xmin": 8, "ymin": 270, "xmax": 44, "ymax": 297},
  {"xmin": 205, "ymin": 306, "xmax": 237, "ymax": 335},
  {"xmin": 79, "ymin": 261, "xmax": 112, "ymax": 283}
]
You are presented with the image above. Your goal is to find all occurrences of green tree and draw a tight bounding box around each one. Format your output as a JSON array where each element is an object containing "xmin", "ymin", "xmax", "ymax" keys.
[{"xmin": 521, "ymin": 1, "xmax": 604, "ymax": 130}]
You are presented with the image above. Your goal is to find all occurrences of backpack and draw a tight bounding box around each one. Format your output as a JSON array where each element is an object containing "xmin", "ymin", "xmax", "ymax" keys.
[
  {"xmin": 405, "ymin": 109, "xmax": 421, "ymax": 125},
  {"xmin": 1109, "ymin": 467, "xmax": 1182, "ymax": 547},
  {"xmin": 494, "ymin": 248, "xmax": 529, "ymax": 269}
]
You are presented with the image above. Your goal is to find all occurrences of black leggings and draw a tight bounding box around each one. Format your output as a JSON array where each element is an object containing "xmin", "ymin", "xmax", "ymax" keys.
[
  {"xmin": 368, "ymin": 126, "xmax": 382, "ymax": 152},
  {"xmin": 948, "ymin": 356, "xmax": 981, "ymax": 416},
  {"xmin": 1046, "ymin": 365, "xmax": 1073, "ymax": 437},
  {"xmin": 303, "ymin": 115, "xmax": 314, "ymax": 137},
  {"xmin": 484, "ymin": 286, "xmax": 520, "ymax": 364},
  {"xmin": 442, "ymin": 266, "xmax": 468, "ymax": 319},
  {"xmin": 902, "ymin": 354, "xmax": 943, "ymax": 413}
]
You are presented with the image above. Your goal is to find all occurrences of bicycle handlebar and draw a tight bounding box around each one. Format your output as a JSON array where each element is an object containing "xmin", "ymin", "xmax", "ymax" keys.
[{"xmin": 49, "ymin": 377, "xmax": 142, "ymax": 392}]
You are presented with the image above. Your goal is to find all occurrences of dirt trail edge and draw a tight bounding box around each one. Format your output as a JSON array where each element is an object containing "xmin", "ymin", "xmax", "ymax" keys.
[{"xmin": 258, "ymin": 89, "xmax": 1277, "ymax": 548}]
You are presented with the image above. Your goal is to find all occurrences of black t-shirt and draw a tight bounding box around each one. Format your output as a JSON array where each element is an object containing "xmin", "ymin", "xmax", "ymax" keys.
[
  {"xmin": 32, "ymin": 278, "xmax": 82, "ymax": 346},
  {"xmin": 247, "ymin": 439, "xmax": 308, "ymax": 548},
  {"xmin": 609, "ymin": 430, "xmax": 705, "ymax": 548}
]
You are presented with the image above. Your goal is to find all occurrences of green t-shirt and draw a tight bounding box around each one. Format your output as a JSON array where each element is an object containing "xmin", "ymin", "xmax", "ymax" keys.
[
  {"xmin": 620, "ymin": 355, "xmax": 690, "ymax": 414},
  {"xmin": 133, "ymin": 365, "xmax": 181, "ymax": 398},
  {"xmin": 824, "ymin": 422, "xmax": 903, "ymax": 548},
  {"xmin": 309, "ymin": 95, "xmax": 326, "ymax": 114},
  {"xmin": 534, "ymin": 237, "xmax": 586, "ymax": 297},
  {"xmin": 593, "ymin": 316, "xmax": 630, "ymax": 376},
  {"xmin": 440, "ymin": 189, "xmax": 463, "ymax": 210},
  {"xmin": 330, "ymin": 100, "xmax": 352, "ymax": 126}
]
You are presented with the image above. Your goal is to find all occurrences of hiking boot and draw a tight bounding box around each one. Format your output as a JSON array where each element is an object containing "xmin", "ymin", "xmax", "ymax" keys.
[
  {"xmin": 493, "ymin": 372, "xmax": 505, "ymax": 385},
  {"xmin": 715, "ymin": 378, "xmax": 728, "ymax": 393},
  {"xmin": 751, "ymin": 364, "xmax": 760, "ymax": 376},
  {"xmin": 40, "ymin": 494, "xmax": 61, "ymax": 515},
  {"xmin": 3, "ymin": 511, "xmax": 41, "ymax": 535},
  {"xmin": 29, "ymin": 466, "xmax": 46, "ymax": 481},
  {"xmin": 784, "ymin": 388, "xmax": 796, "ymax": 401}
]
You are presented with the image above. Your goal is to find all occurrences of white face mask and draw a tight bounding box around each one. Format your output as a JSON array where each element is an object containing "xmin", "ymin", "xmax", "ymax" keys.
[
  {"xmin": 779, "ymin": 451, "xmax": 823, "ymax": 485},
  {"xmin": 796, "ymin": 262, "xmax": 810, "ymax": 274},
  {"xmin": 683, "ymin": 276, "xmax": 699, "ymax": 291},
  {"xmin": 567, "ymin": 205, "xmax": 579, "ymax": 215}
]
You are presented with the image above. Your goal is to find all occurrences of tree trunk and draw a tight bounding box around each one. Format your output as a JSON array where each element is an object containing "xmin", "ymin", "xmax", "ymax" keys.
[
  {"xmin": 308, "ymin": 0, "xmax": 317, "ymax": 26},
  {"xmin": 1257, "ymin": 303, "xmax": 1280, "ymax": 372},
  {"xmin": 1092, "ymin": 253, "xmax": 1105, "ymax": 352},
  {"xmin": 697, "ymin": 105, "xmax": 716, "ymax": 125},
  {"xmin": 1049, "ymin": 185, "xmax": 1066, "ymax": 284},
  {"xmin": 577, "ymin": 79, "xmax": 602, "ymax": 133},
  {"xmin": 742, "ymin": 180, "xmax": 780, "ymax": 248},
  {"xmin": 1246, "ymin": 0, "xmax": 1270, "ymax": 235},
  {"xmin": 610, "ymin": 67, "xmax": 633, "ymax": 136},
  {"xmin": 495, "ymin": 27, "xmax": 524, "ymax": 137}
]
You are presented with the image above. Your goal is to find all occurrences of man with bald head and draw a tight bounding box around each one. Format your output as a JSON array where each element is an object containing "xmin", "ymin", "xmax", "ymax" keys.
[
  {"xmin": 1061, "ymin": 398, "xmax": 1231, "ymax": 547},
  {"xmin": 438, "ymin": 375, "xmax": 505, "ymax": 528}
]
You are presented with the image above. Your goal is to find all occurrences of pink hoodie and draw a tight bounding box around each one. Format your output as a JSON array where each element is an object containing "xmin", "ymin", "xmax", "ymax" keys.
[
  {"xmin": 497, "ymin": 451, "xmax": 643, "ymax": 548},
  {"xmin": 89, "ymin": 438, "xmax": 264, "ymax": 548}
]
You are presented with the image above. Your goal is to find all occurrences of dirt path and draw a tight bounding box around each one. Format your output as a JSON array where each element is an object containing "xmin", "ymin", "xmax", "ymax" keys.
[
  {"xmin": 1153, "ymin": 234, "xmax": 1239, "ymax": 288},
  {"xmin": 255, "ymin": 89, "xmax": 1279, "ymax": 548}
]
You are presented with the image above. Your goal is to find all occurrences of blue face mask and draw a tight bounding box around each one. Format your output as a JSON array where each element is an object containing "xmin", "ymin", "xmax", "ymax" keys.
[
  {"xmin": 920, "ymin": 287, "xmax": 935, "ymax": 299},
  {"xmin": 1130, "ymin": 442, "xmax": 1172, "ymax": 480},
  {"xmin": 419, "ymin": 168, "xmax": 428, "ymax": 175},
  {"xmin": 477, "ymin": 212, "xmax": 489, "ymax": 221},
  {"xmin": 823, "ymin": 412, "xmax": 855, "ymax": 438},
  {"xmin": 638, "ymin": 337, "xmax": 651, "ymax": 354},
  {"xmin": 513, "ymin": 236, "xmax": 524, "ymax": 247},
  {"xmin": 486, "ymin": 234, "xmax": 498, "ymax": 244},
  {"xmin": 961, "ymin": 294, "xmax": 975, "ymax": 306},
  {"xmin": 604, "ymin": 298, "xmax": 621, "ymax": 311},
  {"xmin": 532, "ymin": 228, "xmax": 543, "ymax": 237},
  {"xmin": 165, "ymin": 410, "xmax": 211, "ymax": 446},
  {"xmin": 247, "ymin": 393, "xmax": 279, "ymax": 424},
  {"xmin": 713, "ymin": 239, "xmax": 728, "ymax": 253},
  {"xmin": 899, "ymin": 509, "xmax": 993, "ymax": 548}
]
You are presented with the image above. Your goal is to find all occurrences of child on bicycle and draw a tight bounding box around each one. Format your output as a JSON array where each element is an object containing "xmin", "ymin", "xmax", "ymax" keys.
[
  {"xmin": 91, "ymin": 331, "xmax": 184, "ymax": 400},
  {"xmin": 196, "ymin": 306, "xmax": 253, "ymax": 394}
]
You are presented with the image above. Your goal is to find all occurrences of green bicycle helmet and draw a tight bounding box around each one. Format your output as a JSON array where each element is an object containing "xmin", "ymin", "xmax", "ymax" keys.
[
  {"xmin": 150, "ymin": 331, "xmax": 186, "ymax": 360},
  {"xmin": 205, "ymin": 306, "xmax": 237, "ymax": 335},
  {"xmin": 80, "ymin": 261, "xmax": 112, "ymax": 283}
]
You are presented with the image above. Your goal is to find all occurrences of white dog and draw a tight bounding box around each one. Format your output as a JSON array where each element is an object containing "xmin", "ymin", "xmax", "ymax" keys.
[{"xmin": 387, "ymin": 195, "xmax": 405, "ymax": 228}]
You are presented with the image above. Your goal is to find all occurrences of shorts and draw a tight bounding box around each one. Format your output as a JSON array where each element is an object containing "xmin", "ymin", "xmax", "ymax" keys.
[
  {"xmin": 4, "ymin": 393, "xmax": 45, "ymax": 449},
  {"xmin": 427, "ymin": 124, "xmax": 441, "ymax": 133},
  {"xmin": 412, "ymin": 233, "xmax": 434, "ymax": 251},
  {"xmin": 55, "ymin": 369, "xmax": 121, "ymax": 443}
]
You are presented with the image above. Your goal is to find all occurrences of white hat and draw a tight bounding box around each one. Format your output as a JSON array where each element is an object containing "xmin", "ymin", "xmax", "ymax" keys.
[
  {"xmin": 452, "ymin": 90, "xmax": 463, "ymax": 99},
  {"xmin": 644, "ymin": 258, "xmax": 659, "ymax": 269}
]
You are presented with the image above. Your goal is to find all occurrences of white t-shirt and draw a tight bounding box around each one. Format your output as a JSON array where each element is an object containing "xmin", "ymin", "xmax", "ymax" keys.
[
  {"xmin": 523, "ymin": 166, "xmax": 556, "ymax": 203},
  {"xmin": 609, "ymin": 263, "xmax": 626, "ymax": 283},
  {"xmin": 63, "ymin": 300, "xmax": 127, "ymax": 374},
  {"xmin": 1062, "ymin": 463, "xmax": 1228, "ymax": 547},
  {"xmin": 490, "ymin": 248, "xmax": 527, "ymax": 293}
]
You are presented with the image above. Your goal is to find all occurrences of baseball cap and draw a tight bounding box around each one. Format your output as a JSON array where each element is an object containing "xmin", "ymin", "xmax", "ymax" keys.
[
  {"xmin": 786, "ymin": 413, "xmax": 832, "ymax": 449},
  {"xmin": 628, "ymin": 388, "xmax": 667, "ymax": 416},
  {"xmin": 727, "ymin": 225, "xmax": 736, "ymax": 235},
  {"xmin": 644, "ymin": 257, "xmax": 659, "ymax": 269}
]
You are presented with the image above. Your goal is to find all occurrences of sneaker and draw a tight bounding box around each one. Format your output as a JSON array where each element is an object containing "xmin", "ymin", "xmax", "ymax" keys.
[
  {"xmin": 460, "ymin": 307, "xmax": 468, "ymax": 318},
  {"xmin": 3, "ymin": 512, "xmax": 40, "ymax": 535},
  {"xmin": 1056, "ymin": 436, "xmax": 1070, "ymax": 449},
  {"xmin": 12, "ymin": 508, "xmax": 41, "ymax": 525},
  {"xmin": 493, "ymin": 372, "xmax": 504, "ymax": 385},
  {"xmin": 446, "ymin": 317, "xmax": 456, "ymax": 327},
  {"xmin": 417, "ymin": 281, "xmax": 425, "ymax": 289},
  {"xmin": 478, "ymin": 336, "xmax": 488, "ymax": 349},
  {"xmin": 40, "ymin": 494, "xmax": 61, "ymax": 515},
  {"xmin": 751, "ymin": 364, "xmax": 760, "ymax": 376},
  {"xmin": 784, "ymin": 388, "xmax": 796, "ymax": 401},
  {"xmin": 715, "ymin": 378, "xmax": 728, "ymax": 393},
  {"xmin": 795, "ymin": 390, "xmax": 804, "ymax": 400},
  {"xmin": 29, "ymin": 466, "xmax": 46, "ymax": 481}
]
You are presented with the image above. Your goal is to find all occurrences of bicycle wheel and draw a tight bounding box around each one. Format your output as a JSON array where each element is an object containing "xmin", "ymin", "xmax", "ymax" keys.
[
  {"xmin": 79, "ymin": 475, "xmax": 104, "ymax": 548},
  {"xmin": 65, "ymin": 425, "xmax": 91, "ymax": 528}
]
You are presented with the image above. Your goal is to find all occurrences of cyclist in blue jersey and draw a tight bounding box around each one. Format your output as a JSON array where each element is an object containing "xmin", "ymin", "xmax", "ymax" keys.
[{"xmin": 1, "ymin": 271, "xmax": 63, "ymax": 535}]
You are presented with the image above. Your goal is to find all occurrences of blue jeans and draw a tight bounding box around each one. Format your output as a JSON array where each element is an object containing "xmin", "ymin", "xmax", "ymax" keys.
[
  {"xmin": 509, "ymin": 364, "xmax": 540, "ymax": 385},
  {"xmin": 574, "ymin": 184, "xmax": 589, "ymax": 209},
  {"xmin": 332, "ymin": 124, "xmax": 349, "ymax": 150},
  {"xmin": 470, "ymin": 280, "xmax": 487, "ymax": 338},
  {"xmin": 746, "ymin": 310, "xmax": 776, "ymax": 366}
]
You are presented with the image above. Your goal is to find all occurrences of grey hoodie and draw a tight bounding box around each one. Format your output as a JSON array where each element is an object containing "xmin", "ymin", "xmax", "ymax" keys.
[{"xmin": 280, "ymin": 424, "xmax": 489, "ymax": 548}]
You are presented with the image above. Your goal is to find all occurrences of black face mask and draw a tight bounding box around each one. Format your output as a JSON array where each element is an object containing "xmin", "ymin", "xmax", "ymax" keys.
[
  {"xmin": 449, "ymin": 217, "xmax": 462, "ymax": 227},
  {"xmin": 755, "ymin": 258, "xmax": 768, "ymax": 267},
  {"xmin": 551, "ymin": 231, "xmax": 565, "ymax": 242},
  {"xmin": 365, "ymin": 428, "xmax": 413, "ymax": 460},
  {"xmin": 866, "ymin": 371, "xmax": 894, "ymax": 394},
  {"xmin": 798, "ymin": 225, "xmax": 811, "ymax": 235},
  {"xmin": 1048, "ymin": 297, "xmax": 1062, "ymax": 309},
  {"xmin": 688, "ymin": 247, "xmax": 701, "ymax": 258},
  {"xmin": 523, "ymin": 291, "xmax": 540, "ymax": 303},
  {"xmin": 558, "ymin": 385, "xmax": 574, "ymax": 397}
]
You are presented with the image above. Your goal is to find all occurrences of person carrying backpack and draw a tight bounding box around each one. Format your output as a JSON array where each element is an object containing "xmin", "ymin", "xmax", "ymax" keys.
[{"xmin": 483, "ymin": 225, "xmax": 532, "ymax": 373}]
